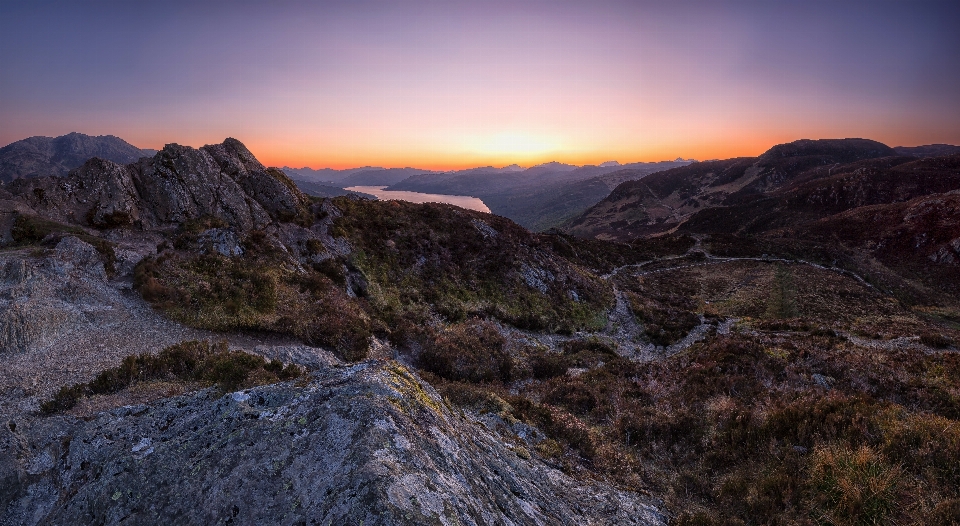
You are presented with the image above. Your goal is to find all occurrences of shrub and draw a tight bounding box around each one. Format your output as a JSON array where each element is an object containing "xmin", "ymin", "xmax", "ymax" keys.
[
  {"xmin": 920, "ymin": 332, "xmax": 954, "ymax": 349},
  {"xmin": 529, "ymin": 351, "xmax": 570, "ymax": 379},
  {"xmin": 415, "ymin": 320, "xmax": 512, "ymax": 383},
  {"xmin": 809, "ymin": 445, "xmax": 901, "ymax": 525}
]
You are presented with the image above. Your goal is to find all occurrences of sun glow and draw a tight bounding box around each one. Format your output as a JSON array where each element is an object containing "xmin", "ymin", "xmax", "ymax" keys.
[{"xmin": 469, "ymin": 132, "xmax": 561, "ymax": 158}]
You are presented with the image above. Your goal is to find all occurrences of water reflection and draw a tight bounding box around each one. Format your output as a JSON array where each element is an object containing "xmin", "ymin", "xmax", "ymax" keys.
[{"xmin": 344, "ymin": 186, "xmax": 490, "ymax": 213}]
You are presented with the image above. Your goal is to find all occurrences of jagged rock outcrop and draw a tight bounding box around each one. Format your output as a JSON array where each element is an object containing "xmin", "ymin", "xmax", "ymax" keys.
[
  {"xmin": 5, "ymin": 157, "xmax": 143, "ymax": 227},
  {"xmin": 2, "ymin": 139, "xmax": 307, "ymax": 233},
  {"xmin": 0, "ymin": 360, "xmax": 664, "ymax": 526},
  {"xmin": 0, "ymin": 133, "xmax": 155, "ymax": 182}
]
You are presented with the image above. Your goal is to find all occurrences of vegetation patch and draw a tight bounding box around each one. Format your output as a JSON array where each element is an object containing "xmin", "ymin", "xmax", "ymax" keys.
[
  {"xmin": 134, "ymin": 245, "xmax": 372, "ymax": 362},
  {"xmin": 414, "ymin": 319, "xmax": 513, "ymax": 383},
  {"xmin": 40, "ymin": 340, "xmax": 303, "ymax": 414},
  {"xmin": 330, "ymin": 197, "xmax": 613, "ymax": 335}
]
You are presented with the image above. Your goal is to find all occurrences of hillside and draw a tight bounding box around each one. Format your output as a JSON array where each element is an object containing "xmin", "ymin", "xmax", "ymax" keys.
[
  {"xmin": 1, "ymin": 138, "xmax": 958, "ymax": 525},
  {"xmin": 288, "ymin": 177, "xmax": 376, "ymax": 199},
  {"xmin": 894, "ymin": 144, "xmax": 960, "ymax": 158},
  {"xmin": 565, "ymin": 138, "xmax": 960, "ymax": 313},
  {"xmin": 340, "ymin": 167, "xmax": 439, "ymax": 187},
  {"xmin": 566, "ymin": 139, "xmax": 897, "ymax": 239},
  {"xmin": 0, "ymin": 132, "xmax": 155, "ymax": 182}
]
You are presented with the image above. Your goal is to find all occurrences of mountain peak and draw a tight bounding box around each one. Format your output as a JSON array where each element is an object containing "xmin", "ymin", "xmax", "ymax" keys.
[{"xmin": 0, "ymin": 132, "xmax": 155, "ymax": 182}]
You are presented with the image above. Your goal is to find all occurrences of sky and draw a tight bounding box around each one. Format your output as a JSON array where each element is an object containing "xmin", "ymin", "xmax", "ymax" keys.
[{"xmin": 1, "ymin": 0, "xmax": 958, "ymax": 169}]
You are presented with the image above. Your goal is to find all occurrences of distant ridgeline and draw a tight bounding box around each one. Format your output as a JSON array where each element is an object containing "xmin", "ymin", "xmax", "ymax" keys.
[
  {"xmin": 0, "ymin": 132, "xmax": 156, "ymax": 182},
  {"xmin": 287, "ymin": 158, "xmax": 695, "ymax": 231}
]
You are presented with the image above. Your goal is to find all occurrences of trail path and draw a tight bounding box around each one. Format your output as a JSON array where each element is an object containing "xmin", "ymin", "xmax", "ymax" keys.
[{"xmin": 596, "ymin": 237, "xmax": 880, "ymax": 361}]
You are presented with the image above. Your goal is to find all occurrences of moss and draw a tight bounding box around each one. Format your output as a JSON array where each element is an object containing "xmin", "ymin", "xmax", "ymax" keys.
[{"xmin": 384, "ymin": 361, "xmax": 443, "ymax": 414}]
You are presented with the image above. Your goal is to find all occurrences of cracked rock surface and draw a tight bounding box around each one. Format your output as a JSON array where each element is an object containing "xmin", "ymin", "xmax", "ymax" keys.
[{"xmin": 0, "ymin": 361, "xmax": 664, "ymax": 526}]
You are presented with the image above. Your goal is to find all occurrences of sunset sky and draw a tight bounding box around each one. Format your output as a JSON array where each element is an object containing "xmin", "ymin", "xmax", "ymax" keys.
[{"xmin": 1, "ymin": 0, "xmax": 958, "ymax": 169}]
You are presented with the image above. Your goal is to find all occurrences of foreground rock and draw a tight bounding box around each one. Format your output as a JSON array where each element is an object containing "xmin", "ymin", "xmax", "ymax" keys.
[{"xmin": 0, "ymin": 360, "xmax": 664, "ymax": 526}]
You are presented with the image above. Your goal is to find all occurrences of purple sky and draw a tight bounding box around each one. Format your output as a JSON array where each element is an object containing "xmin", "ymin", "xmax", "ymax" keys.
[{"xmin": 1, "ymin": 0, "xmax": 958, "ymax": 168}]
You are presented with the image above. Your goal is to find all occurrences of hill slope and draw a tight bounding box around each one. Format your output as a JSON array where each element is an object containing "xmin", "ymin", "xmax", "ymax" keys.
[{"xmin": 566, "ymin": 139, "xmax": 896, "ymax": 239}]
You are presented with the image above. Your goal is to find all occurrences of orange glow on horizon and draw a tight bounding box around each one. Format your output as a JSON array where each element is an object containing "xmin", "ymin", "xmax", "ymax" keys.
[{"xmin": 2, "ymin": 3, "xmax": 958, "ymax": 173}]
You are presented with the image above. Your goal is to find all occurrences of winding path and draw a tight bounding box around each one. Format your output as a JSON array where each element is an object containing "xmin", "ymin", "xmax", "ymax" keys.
[{"xmin": 597, "ymin": 238, "xmax": 883, "ymax": 361}]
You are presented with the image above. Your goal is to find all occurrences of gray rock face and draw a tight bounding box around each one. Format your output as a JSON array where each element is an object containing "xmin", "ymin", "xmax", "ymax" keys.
[
  {"xmin": 0, "ymin": 361, "xmax": 664, "ymax": 526},
  {"xmin": 0, "ymin": 237, "xmax": 110, "ymax": 355},
  {"xmin": 0, "ymin": 133, "xmax": 154, "ymax": 183},
  {"xmin": 197, "ymin": 227, "xmax": 244, "ymax": 257},
  {"xmin": 3, "ymin": 139, "xmax": 307, "ymax": 233},
  {"xmin": 201, "ymin": 139, "xmax": 308, "ymax": 222},
  {"xmin": 128, "ymin": 143, "xmax": 270, "ymax": 230}
]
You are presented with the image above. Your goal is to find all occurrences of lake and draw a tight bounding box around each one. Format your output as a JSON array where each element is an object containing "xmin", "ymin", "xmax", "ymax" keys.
[{"xmin": 344, "ymin": 186, "xmax": 491, "ymax": 213}]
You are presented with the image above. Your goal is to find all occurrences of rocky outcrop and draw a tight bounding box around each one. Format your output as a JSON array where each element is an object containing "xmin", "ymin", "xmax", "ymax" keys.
[
  {"xmin": 4, "ymin": 158, "xmax": 142, "ymax": 227},
  {"xmin": 0, "ymin": 133, "xmax": 154, "ymax": 182},
  {"xmin": 127, "ymin": 142, "xmax": 272, "ymax": 230},
  {"xmin": 2, "ymin": 139, "xmax": 308, "ymax": 233},
  {"xmin": 0, "ymin": 360, "xmax": 664, "ymax": 525}
]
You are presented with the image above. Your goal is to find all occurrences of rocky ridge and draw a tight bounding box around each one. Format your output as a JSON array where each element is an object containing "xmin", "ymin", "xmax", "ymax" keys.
[
  {"xmin": 2, "ymin": 138, "xmax": 307, "ymax": 234},
  {"xmin": 566, "ymin": 139, "xmax": 898, "ymax": 240}
]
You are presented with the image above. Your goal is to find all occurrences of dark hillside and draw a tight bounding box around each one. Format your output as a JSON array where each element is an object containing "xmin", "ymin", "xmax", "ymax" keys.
[
  {"xmin": 894, "ymin": 144, "xmax": 960, "ymax": 158},
  {"xmin": 566, "ymin": 139, "xmax": 900, "ymax": 240}
]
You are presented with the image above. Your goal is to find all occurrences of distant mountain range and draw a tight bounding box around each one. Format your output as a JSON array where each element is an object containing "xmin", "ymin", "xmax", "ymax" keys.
[
  {"xmin": 281, "ymin": 159, "xmax": 698, "ymax": 230},
  {"xmin": 281, "ymin": 166, "xmax": 383, "ymax": 184},
  {"xmin": 0, "ymin": 132, "xmax": 156, "ymax": 182},
  {"xmin": 4, "ymin": 132, "xmax": 957, "ymax": 240}
]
